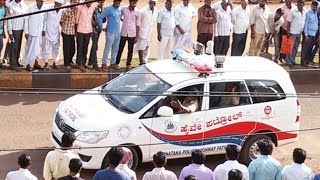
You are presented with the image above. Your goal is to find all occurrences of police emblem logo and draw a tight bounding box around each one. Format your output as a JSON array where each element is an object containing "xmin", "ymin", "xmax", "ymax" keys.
[{"xmin": 164, "ymin": 120, "xmax": 177, "ymax": 133}]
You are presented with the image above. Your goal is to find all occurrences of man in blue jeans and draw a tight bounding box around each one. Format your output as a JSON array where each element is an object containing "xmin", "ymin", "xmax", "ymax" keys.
[
  {"xmin": 301, "ymin": 1, "xmax": 318, "ymax": 67},
  {"xmin": 98, "ymin": 0, "xmax": 122, "ymax": 70},
  {"xmin": 0, "ymin": 0, "xmax": 6, "ymax": 71}
]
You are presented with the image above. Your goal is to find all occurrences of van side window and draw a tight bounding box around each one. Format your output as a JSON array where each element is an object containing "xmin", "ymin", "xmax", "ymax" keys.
[
  {"xmin": 209, "ymin": 82, "xmax": 250, "ymax": 109},
  {"xmin": 245, "ymin": 80, "xmax": 286, "ymax": 103}
]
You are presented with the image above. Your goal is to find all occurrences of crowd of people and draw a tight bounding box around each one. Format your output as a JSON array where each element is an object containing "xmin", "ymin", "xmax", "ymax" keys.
[
  {"xmin": 4, "ymin": 132, "xmax": 320, "ymax": 180},
  {"xmin": 0, "ymin": 0, "xmax": 320, "ymax": 73}
]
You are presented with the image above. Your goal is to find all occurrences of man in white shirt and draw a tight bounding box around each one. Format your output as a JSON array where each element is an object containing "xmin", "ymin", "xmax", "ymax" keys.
[
  {"xmin": 213, "ymin": 144, "xmax": 249, "ymax": 180},
  {"xmin": 157, "ymin": 0, "xmax": 175, "ymax": 60},
  {"xmin": 23, "ymin": 0, "xmax": 46, "ymax": 71},
  {"xmin": 231, "ymin": 0, "xmax": 250, "ymax": 56},
  {"xmin": 179, "ymin": 149, "xmax": 214, "ymax": 180},
  {"xmin": 41, "ymin": 0, "xmax": 63, "ymax": 70},
  {"xmin": 214, "ymin": 0, "xmax": 232, "ymax": 56},
  {"xmin": 142, "ymin": 151, "xmax": 177, "ymax": 180},
  {"xmin": 5, "ymin": 154, "xmax": 38, "ymax": 180},
  {"xmin": 281, "ymin": 148, "xmax": 314, "ymax": 180},
  {"xmin": 248, "ymin": 0, "xmax": 270, "ymax": 56},
  {"xmin": 134, "ymin": 0, "xmax": 157, "ymax": 65},
  {"xmin": 174, "ymin": 0, "xmax": 196, "ymax": 49},
  {"xmin": 286, "ymin": 0, "xmax": 305, "ymax": 66},
  {"xmin": 7, "ymin": 0, "xmax": 28, "ymax": 71},
  {"xmin": 43, "ymin": 132, "xmax": 81, "ymax": 180},
  {"xmin": 276, "ymin": 0, "xmax": 296, "ymax": 63},
  {"xmin": 261, "ymin": 8, "xmax": 284, "ymax": 54}
]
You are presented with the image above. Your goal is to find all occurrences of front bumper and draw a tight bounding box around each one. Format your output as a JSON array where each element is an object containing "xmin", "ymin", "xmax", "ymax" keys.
[{"xmin": 51, "ymin": 121, "xmax": 110, "ymax": 169}]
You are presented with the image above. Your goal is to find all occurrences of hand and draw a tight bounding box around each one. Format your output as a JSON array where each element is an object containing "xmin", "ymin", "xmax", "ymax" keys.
[
  {"xmin": 287, "ymin": 33, "xmax": 291, "ymax": 39},
  {"xmin": 25, "ymin": 34, "xmax": 29, "ymax": 40},
  {"xmin": 304, "ymin": 36, "xmax": 309, "ymax": 42},
  {"xmin": 75, "ymin": 32, "xmax": 78, "ymax": 38},
  {"xmin": 179, "ymin": 28, "xmax": 185, "ymax": 35},
  {"xmin": 9, "ymin": 34, "xmax": 13, "ymax": 41},
  {"xmin": 42, "ymin": 31, "xmax": 45, "ymax": 36},
  {"xmin": 214, "ymin": 36, "xmax": 219, "ymax": 43},
  {"xmin": 101, "ymin": 28, "xmax": 106, "ymax": 31},
  {"xmin": 251, "ymin": 32, "xmax": 255, "ymax": 39},
  {"xmin": 170, "ymin": 100, "xmax": 182, "ymax": 109},
  {"xmin": 269, "ymin": 38, "xmax": 273, "ymax": 45},
  {"xmin": 157, "ymin": 34, "xmax": 162, "ymax": 42},
  {"xmin": 134, "ymin": 37, "xmax": 138, "ymax": 43}
]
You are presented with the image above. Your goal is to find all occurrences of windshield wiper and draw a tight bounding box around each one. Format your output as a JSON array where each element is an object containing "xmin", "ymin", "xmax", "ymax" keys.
[
  {"xmin": 118, "ymin": 104, "xmax": 134, "ymax": 113},
  {"xmin": 106, "ymin": 94, "xmax": 120, "ymax": 110}
]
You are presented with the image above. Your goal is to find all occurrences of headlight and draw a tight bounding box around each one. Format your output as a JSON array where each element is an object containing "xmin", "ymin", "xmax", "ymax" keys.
[{"xmin": 76, "ymin": 131, "xmax": 109, "ymax": 144}]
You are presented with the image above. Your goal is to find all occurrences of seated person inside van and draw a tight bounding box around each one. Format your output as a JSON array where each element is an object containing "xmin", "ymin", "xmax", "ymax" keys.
[
  {"xmin": 219, "ymin": 83, "xmax": 240, "ymax": 106},
  {"xmin": 170, "ymin": 88, "xmax": 199, "ymax": 113}
]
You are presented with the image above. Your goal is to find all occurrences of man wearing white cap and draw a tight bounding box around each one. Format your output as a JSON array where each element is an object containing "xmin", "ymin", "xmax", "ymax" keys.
[
  {"xmin": 134, "ymin": 0, "xmax": 158, "ymax": 65},
  {"xmin": 41, "ymin": 0, "xmax": 64, "ymax": 70},
  {"xmin": 23, "ymin": 0, "xmax": 46, "ymax": 71}
]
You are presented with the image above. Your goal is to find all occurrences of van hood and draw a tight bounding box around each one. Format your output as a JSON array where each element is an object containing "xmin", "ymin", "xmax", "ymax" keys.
[{"xmin": 57, "ymin": 91, "xmax": 129, "ymax": 131}]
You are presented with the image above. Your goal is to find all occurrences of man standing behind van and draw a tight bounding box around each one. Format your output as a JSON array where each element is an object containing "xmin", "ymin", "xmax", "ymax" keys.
[
  {"xmin": 43, "ymin": 132, "xmax": 80, "ymax": 180},
  {"xmin": 197, "ymin": 0, "xmax": 216, "ymax": 51},
  {"xmin": 286, "ymin": 0, "xmax": 305, "ymax": 66},
  {"xmin": 248, "ymin": 0, "xmax": 270, "ymax": 56},
  {"xmin": 174, "ymin": 0, "xmax": 197, "ymax": 49},
  {"xmin": 115, "ymin": 0, "xmax": 140, "ymax": 71},
  {"xmin": 157, "ymin": 0, "xmax": 175, "ymax": 60},
  {"xmin": 7, "ymin": 0, "xmax": 27, "ymax": 71},
  {"xmin": 231, "ymin": 0, "xmax": 250, "ymax": 56},
  {"xmin": 134, "ymin": 0, "xmax": 157, "ymax": 65},
  {"xmin": 98, "ymin": 0, "xmax": 121, "ymax": 70}
]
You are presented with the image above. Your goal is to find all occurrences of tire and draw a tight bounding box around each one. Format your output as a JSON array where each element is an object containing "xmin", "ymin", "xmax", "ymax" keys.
[
  {"xmin": 239, "ymin": 134, "xmax": 271, "ymax": 166},
  {"xmin": 101, "ymin": 146, "xmax": 139, "ymax": 170}
]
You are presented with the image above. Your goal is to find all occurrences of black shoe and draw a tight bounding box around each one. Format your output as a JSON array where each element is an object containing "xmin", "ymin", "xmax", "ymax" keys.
[{"xmin": 26, "ymin": 65, "xmax": 33, "ymax": 71}]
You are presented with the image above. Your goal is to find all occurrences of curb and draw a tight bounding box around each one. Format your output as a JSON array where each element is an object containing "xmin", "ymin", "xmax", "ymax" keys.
[{"xmin": 0, "ymin": 66, "xmax": 319, "ymax": 90}]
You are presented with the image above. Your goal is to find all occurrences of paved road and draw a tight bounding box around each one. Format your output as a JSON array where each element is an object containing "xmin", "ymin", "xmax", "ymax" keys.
[{"xmin": 1, "ymin": 81, "xmax": 320, "ymax": 179}]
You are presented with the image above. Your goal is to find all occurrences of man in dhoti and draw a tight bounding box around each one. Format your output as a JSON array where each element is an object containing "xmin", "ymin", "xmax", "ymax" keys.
[
  {"xmin": 23, "ymin": 0, "xmax": 46, "ymax": 71},
  {"xmin": 173, "ymin": 0, "xmax": 197, "ymax": 49},
  {"xmin": 41, "ymin": 0, "xmax": 63, "ymax": 70},
  {"xmin": 134, "ymin": 0, "xmax": 157, "ymax": 65}
]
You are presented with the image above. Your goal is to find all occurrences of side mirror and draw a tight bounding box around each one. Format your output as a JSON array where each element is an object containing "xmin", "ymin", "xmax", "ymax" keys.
[{"xmin": 157, "ymin": 106, "xmax": 173, "ymax": 117}]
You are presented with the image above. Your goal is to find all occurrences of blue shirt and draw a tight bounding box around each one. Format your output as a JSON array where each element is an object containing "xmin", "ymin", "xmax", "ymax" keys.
[
  {"xmin": 304, "ymin": 10, "xmax": 318, "ymax": 37},
  {"xmin": 315, "ymin": 174, "xmax": 320, "ymax": 180},
  {"xmin": 98, "ymin": 5, "xmax": 121, "ymax": 34},
  {"xmin": 248, "ymin": 155, "xmax": 282, "ymax": 180},
  {"xmin": 93, "ymin": 169, "xmax": 130, "ymax": 180},
  {"xmin": 0, "ymin": 6, "xmax": 6, "ymax": 35}
]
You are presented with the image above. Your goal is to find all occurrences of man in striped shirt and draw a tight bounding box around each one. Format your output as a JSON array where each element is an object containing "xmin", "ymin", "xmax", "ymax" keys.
[
  {"xmin": 214, "ymin": 0, "xmax": 232, "ymax": 56},
  {"xmin": 7, "ymin": 0, "xmax": 27, "ymax": 71}
]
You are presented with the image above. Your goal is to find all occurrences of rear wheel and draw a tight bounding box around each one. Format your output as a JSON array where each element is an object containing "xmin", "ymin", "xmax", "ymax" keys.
[
  {"xmin": 240, "ymin": 134, "xmax": 271, "ymax": 165},
  {"xmin": 101, "ymin": 146, "xmax": 139, "ymax": 170}
]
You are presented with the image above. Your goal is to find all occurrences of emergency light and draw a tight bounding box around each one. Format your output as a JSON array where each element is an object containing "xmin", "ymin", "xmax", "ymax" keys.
[{"xmin": 171, "ymin": 49, "xmax": 213, "ymax": 73}]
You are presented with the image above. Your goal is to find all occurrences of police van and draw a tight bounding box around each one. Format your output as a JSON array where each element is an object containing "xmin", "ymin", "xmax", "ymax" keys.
[{"xmin": 51, "ymin": 51, "xmax": 300, "ymax": 170}]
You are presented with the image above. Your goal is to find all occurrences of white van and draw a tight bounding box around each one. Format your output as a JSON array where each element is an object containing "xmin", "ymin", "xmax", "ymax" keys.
[{"xmin": 51, "ymin": 55, "xmax": 300, "ymax": 170}]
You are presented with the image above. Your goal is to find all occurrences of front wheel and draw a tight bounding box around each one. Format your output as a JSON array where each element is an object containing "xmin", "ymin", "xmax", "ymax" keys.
[
  {"xmin": 101, "ymin": 146, "xmax": 139, "ymax": 170},
  {"xmin": 239, "ymin": 134, "xmax": 271, "ymax": 165}
]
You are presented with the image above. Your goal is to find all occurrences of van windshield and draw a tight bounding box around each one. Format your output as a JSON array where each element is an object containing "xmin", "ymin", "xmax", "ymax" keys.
[{"xmin": 101, "ymin": 66, "xmax": 171, "ymax": 113}]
